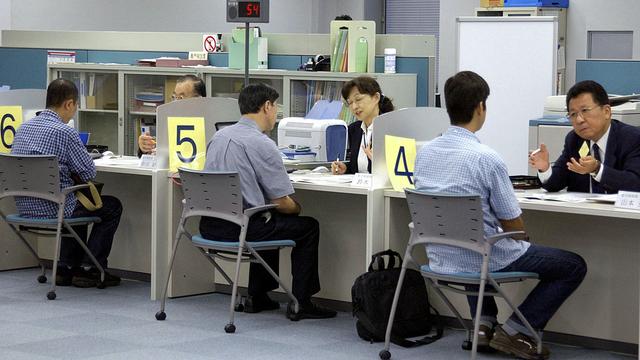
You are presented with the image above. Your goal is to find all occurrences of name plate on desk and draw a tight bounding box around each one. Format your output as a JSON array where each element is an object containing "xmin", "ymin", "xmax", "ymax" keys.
[
  {"xmin": 351, "ymin": 173, "xmax": 373, "ymax": 188},
  {"xmin": 139, "ymin": 154, "xmax": 157, "ymax": 169},
  {"xmin": 615, "ymin": 191, "xmax": 640, "ymax": 210}
]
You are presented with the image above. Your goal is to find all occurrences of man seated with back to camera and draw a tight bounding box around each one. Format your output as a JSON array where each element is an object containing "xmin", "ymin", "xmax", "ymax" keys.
[
  {"xmin": 11, "ymin": 78, "xmax": 123, "ymax": 288},
  {"xmin": 529, "ymin": 80, "xmax": 640, "ymax": 193},
  {"xmin": 199, "ymin": 83, "xmax": 336, "ymax": 321},
  {"xmin": 413, "ymin": 71, "xmax": 587, "ymax": 360},
  {"xmin": 137, "ymin": 74, "xmax": 207, "ymax": 156}
]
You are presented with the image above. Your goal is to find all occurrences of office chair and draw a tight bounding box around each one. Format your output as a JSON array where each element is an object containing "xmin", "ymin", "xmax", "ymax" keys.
[
  {"xmin": 155, "ymin": 168, "xmax": 299, "ymax": 333},
  {"xmin": 0, "ymin": 153, "xmax": 106, "ymax": 300},
  {"xmin": 379, "ymin": 189, "xmax": 542, "ymax": 360}
]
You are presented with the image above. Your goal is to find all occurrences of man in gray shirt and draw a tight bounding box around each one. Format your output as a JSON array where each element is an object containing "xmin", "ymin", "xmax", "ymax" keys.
[{"xmin": 200, "ymin": 83, "xmax": 336, "ymax": 321}]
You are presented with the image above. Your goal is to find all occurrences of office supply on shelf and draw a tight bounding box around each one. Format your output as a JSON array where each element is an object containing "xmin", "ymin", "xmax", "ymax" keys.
[
  {"xmin": 228, "ymin": 27, "xmax": 268, "ymax": 70},
  {"xmin": 329, "ymin": 20, "xmax": 375, "ymax": 73},
  {"xmin": 278, "ymin": 117, "xmax": 347, "ymax": 162}
]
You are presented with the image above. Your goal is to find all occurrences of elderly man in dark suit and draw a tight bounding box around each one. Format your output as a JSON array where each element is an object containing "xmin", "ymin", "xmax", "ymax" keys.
[{"xmin": 529, "ymin": 80, "xmax": 640, "ymax": 194}]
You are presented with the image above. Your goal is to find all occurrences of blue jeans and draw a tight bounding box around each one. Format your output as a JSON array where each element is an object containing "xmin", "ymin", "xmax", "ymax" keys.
[{"xmin": 467, "ymin": 244, "xmax": 587, "ymax": 333}]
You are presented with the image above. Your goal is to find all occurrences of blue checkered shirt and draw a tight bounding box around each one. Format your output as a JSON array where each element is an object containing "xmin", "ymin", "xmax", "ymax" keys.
[
  {"xmin": 11, "ymin": 110, "xmax": 96, "ymax": 218},
  {"xmin": 414, "ymin": 126, "xmax": 529, "ymax": 274}
]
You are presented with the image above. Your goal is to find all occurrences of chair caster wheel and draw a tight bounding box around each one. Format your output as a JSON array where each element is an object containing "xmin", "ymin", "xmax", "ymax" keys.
[
  {"xmin": 155, "ymin": 311, "xmax": 166, "ymax": 321},
  {"xmin": 37, "ymin": 275, "xmax": 47, "ymax": 283},
  {"xmin": 224, "ymin": 323, "xmax": 236, "ymax": 333},
  {"xmin": 379, "ymin": 350, "xmax": 391, "ymax": 360},
  {"xmin": 97, "ymin": 281, "xmax": 106, "ymax": 289},
  {"xmin": 234, "ymin": 303, "xmax": 244, "ymax": 312},
  {"xmin": 461, "ymin": 340, "xmax": 472, "ymax": 350},
  {"xmin": 47, "ymin": 291, "xmax": 56, "ymax": 300}
]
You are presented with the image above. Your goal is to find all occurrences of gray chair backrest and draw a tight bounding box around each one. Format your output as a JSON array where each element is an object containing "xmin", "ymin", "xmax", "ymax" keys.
[
  {"xmin": 0, "ymin": 154, "xmax": 62, "ymax": 204},
  {"xmin": 179, "ymin": 168, "xmax": 244, "ymax": 226},
  {"xmin": 405, "ymin": 189, "xmax": 486, "ymax": 254}
]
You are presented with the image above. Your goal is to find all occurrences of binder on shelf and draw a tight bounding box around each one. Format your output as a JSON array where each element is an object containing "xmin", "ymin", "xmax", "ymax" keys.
[{"xmin": 329, "ymin": 20, "xmax": 375, "ymax": 73}]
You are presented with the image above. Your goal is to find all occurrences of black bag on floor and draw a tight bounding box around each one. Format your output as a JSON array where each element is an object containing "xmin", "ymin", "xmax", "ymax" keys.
[{"xmin": 351, "ymin": 249, "xmax": 443, "ymax": 347}]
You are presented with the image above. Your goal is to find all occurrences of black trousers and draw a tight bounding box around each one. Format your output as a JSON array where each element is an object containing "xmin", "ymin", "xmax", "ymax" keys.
[
  {"xmin": 60, "ymin": 195, "xmax": 123, "ymax": 269},
  {"xmin": 199, "ymin": 212, "xmax": 321, "ymax": 303}
]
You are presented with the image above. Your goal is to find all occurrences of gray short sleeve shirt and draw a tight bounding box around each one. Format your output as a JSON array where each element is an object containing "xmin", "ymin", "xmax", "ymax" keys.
[{"xmin": 204, "ymin": 117, "xmax": 294, "ymax": 209}]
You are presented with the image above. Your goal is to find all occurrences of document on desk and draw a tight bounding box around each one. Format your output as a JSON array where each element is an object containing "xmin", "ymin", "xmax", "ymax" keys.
[
  {"xmin": 94, "ymin": 156, "xmax": 141, "ymax": 166},
  {"xmin": 521, "ymin": 192, "xmax": 592, "ymax": 203},
  {"xmin": 289, "ymin": 173, "xmax": 355, "ymax": 184},
  {"xmin": 585, "ymin": 193, "xmax": 618, "ymax": 204}
]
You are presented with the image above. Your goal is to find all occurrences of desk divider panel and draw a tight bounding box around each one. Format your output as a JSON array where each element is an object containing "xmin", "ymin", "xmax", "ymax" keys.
[
  {"xmin": 155, "ymin": 97, "xmax": 240, "ymax": 170},
  {"xmin": 372, "ymin": 107, "xmax": 450, "ymax": 189}
]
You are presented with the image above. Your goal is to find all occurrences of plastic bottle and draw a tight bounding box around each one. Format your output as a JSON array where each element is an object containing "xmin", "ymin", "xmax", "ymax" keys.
[{"xmin": 384, "ymin": 48, "xmax": 396, "ymax": 74}]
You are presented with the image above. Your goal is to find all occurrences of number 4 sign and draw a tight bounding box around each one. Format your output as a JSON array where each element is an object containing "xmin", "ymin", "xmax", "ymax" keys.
[
  {"xmin": 384, "ymin": 135, "xmax": 417, "ymax": 191},
  {"xmin": 167, "ymin": 117, "xmax": 206, "ymax": 172},
  {"xmin": 0, "ymin": 106, "xmax": 23, "ymax": 153}
]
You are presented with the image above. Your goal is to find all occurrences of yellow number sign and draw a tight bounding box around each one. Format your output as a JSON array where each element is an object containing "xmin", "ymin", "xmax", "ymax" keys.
[
  {"xmin": 385, "ymin": 135, "xmax": 417, "ymax": 191},
  {"xmin": 0, "ymin": 106, "xmax": 23, "ymax": 153},
  {"xmin": 167, "ymin": 116, "xmax": 206, "ymax": 172}
]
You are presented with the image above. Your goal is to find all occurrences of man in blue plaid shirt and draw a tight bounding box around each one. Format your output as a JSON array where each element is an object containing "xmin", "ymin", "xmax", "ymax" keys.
[
  {"xmin": 414, "ymin": 71, "xmax": 586, "ymax": 360},
  {"xmin": 12, "ymin": 79, "xmax": 123, "ymax": 288}
]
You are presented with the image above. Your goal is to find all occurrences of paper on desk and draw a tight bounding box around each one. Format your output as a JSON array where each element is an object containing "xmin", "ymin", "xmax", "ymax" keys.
[
  {"xmin": 522, "ymin": 192, "xmax": 592, "ymax": 203},
  {"xmin": 94, "ymin": 156, "xmax": 141, "ymax": 166},
  {"xmin": 586, "ymin": 193, "xmax": 618, "ymax": 204},
  {"xmin": 289, "ymin": 173, "xmax": 355, "ymax": 184}
]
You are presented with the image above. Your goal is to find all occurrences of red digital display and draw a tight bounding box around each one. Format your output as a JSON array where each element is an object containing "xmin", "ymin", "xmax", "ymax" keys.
[{"xmin": 239, "ymin": 2, "xmax": 260, "ymax": 17}]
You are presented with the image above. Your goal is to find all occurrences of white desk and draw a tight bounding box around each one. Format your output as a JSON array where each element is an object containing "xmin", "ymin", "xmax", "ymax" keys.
[
  {"xmin": 384, "ymin": 189, "xmax": 640, "ymax": 351},
  {"xmin": 93, "ymin": 157, "xmax": 170, "ymax": 300}
]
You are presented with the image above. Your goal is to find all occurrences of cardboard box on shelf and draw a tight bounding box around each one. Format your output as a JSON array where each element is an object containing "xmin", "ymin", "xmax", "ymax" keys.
[
  {"xmin": 480, "ymin": 0, "xmax": 504, "ymax": 7},
  {"xmin": 165, "ymin": 77, "xmax": 178, "ymax": 104},
  {"xmin": 96, "ymin": 75, "xmax": 118, "ymax": 110}
]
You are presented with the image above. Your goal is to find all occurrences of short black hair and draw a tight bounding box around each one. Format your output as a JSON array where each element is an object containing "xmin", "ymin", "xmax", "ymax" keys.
[
  {"xmin": 565, "ymin": 80, "xmax": 609, "ymax": 109},
  {"xmin": 335, "ymin": 14, "xmax": 352, "ymax": 21},
  {"xmin": 46, "ymin": 78, "xmax": 79, "ymax": 109},
  {"xmin": 177, "ymin": 74, "xmax": 207, "ymax": 97},
  {"xmin": 238, "ymin": 83, "xmax": 279, "ymax": 115},
  {"xmin": 341, "ymin": 76, "xmax": 395, "ymax": 114},
  {"xmin": 444, "ymin": 71, "xmax": 490, "ymax": 126}
]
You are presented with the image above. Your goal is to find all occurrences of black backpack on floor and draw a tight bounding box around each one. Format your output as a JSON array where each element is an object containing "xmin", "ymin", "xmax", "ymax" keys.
[{"xmin": 351, "ymin": 250, "xmax": 443, "ymax": 347}]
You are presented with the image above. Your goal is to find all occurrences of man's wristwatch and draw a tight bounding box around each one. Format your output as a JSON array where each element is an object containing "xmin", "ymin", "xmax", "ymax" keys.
[{"xmin": 590, "ymin": 160, "xmax": 601, "ymax": 177}]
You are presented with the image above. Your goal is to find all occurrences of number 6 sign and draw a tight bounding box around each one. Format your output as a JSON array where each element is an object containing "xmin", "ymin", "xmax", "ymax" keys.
[
  {"xmin": 0, "ymin": 106, "xmax": 23, "ymax": 153},
  {"xmin": 167, "ymin": 116, "xmax": 206, "ymax": 172}
]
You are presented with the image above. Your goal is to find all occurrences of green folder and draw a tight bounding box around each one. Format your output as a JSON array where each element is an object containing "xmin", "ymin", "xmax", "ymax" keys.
[{"xmin": 355, "ymin": 37, "xmax": 368, "ymax": 73}]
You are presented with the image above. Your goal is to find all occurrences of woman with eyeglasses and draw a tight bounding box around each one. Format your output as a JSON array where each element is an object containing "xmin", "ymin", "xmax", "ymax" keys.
[{"xmin": 331, "ymin": 76, "xmax": 395, "ymax": 175}]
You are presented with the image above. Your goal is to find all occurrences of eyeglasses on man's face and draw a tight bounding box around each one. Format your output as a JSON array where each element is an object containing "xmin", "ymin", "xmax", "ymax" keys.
[{"xmin": 566, "ymin": 105, "xmax": 602, "ymax": 121}]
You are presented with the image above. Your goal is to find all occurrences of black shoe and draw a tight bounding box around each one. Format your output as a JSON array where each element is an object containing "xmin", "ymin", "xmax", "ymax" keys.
[
  {"xmin": 244, "ymin": 294, "xmax": 280, "ymax": 313},
  {"xmin": 469, "ymin": 324, "xmax": 497, "ymax": 353},
  {"xmin": 72, "ymin": 268, "xmax": 121, "ymax": 288},
  {"xmin": 286, "ymin": 301, "xmax": 337, "ymax": 321},
  {"xmin": 55, "ymin": 266, "xmax": 75, "ymax": 286}
]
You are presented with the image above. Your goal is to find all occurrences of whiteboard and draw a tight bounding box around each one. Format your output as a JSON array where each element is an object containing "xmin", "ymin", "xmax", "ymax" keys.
[{"xmin": 457, "ymin": 17, "xmax": 557, "ymax": 175}]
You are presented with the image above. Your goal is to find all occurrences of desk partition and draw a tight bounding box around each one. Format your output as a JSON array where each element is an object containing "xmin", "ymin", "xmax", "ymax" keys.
[
  {"xmin": 372, "ymin": 107, "xmax": 449, "ymax": 189},
  {"xmin": 0, "ymin": 89, "xmax": 46, "ymax": 270}
]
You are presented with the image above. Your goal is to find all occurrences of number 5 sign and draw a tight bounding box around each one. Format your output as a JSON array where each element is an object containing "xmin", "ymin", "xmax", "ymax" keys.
[
  {"xmin": 167, "ymin": 117, "xmax": 206, "ymax": 172},
  {"xmin": 0, "ymin": 106, "xmax": 23, "ymax": 153},
  {"xmin": 385, "ymin": 135, "xmax": 417, "ymax": 191}
]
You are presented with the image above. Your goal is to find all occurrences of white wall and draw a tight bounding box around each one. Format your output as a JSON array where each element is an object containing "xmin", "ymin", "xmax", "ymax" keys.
[
  {"xmin": 8, "ymin": 0, "xmax": 336, "ymax": 34},
  {"xmin": 6, "ymin": 0, "xmax": 380, "ymax": 35},
  {"xmin": 437, "ymin": 0, "xmax": 476, "ymax": 95},
  {"xmin": 440, "ymin": 1, "xmax": 640, "ymax": 93},
  {"xmin": 565, "ymin": 0, "xmax": 640, "ymax": 86},
  {"xmin": 0, "ymin": 0, "xmax": 11, "ymax": 44}
]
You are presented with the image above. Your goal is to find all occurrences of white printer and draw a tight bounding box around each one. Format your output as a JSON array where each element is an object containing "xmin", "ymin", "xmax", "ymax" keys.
[{"xmin": 277, "ymin": 118, "xmax": 347, "ymax": 162}]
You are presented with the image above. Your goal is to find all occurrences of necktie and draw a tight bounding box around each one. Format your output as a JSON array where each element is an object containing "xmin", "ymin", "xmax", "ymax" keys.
[{"xmin": 591, "ymin": 143, "xmax": 604, "ymax": 194}]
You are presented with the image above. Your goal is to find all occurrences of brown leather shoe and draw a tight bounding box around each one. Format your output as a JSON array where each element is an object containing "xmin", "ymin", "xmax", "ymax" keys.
[{"xmin": 489, "ymin": 325, "xmax": 550, "ymax": 360}]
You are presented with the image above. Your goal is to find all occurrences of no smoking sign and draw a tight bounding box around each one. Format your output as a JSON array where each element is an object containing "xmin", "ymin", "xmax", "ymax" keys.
[{"xmin": 202, "ymin": 34, "xmax": 219, "ymax": 53}]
